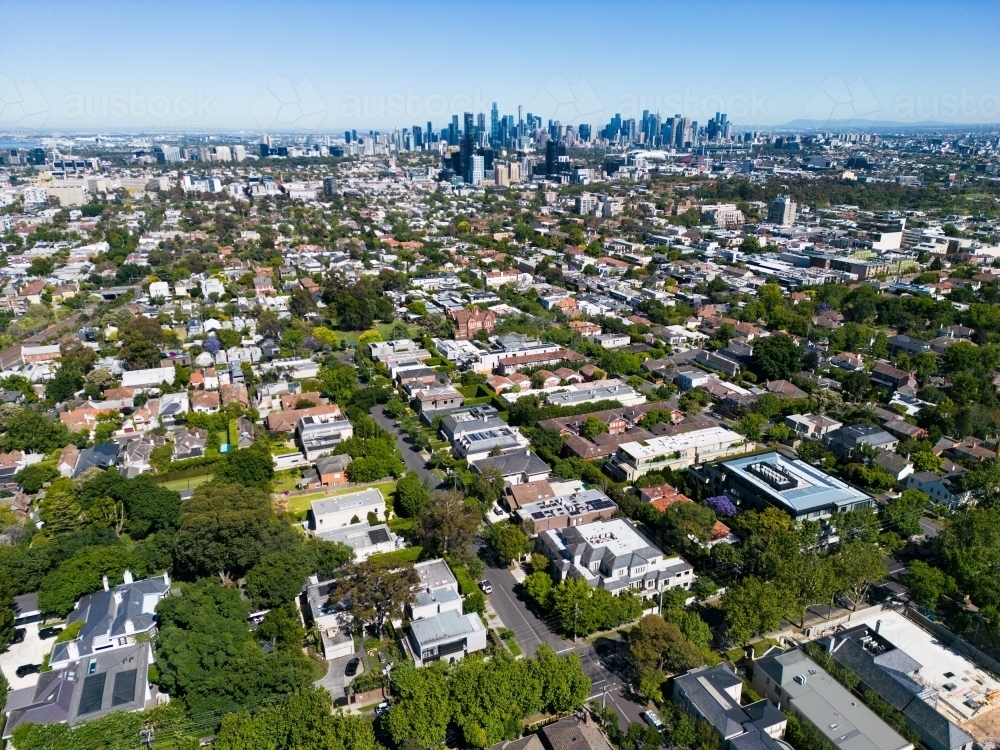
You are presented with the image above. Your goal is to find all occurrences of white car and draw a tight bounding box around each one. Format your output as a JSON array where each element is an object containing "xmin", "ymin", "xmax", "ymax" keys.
[
  {"xmin": 643, "ymin": 710, "xmax": 665, "ymax": 731},
  {"xmin": 479, "ymin": 580, "xmax": 493, "ymax": 594}
]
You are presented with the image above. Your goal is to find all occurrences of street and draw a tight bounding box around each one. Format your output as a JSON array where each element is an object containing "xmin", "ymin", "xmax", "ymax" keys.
[
  {"xmin": 370, "ymin": 405, "xmax": 444, "ymax": 489},
  {"xmin": 484, "ymin": 562, "xmax": 646, "ymax": 730}
]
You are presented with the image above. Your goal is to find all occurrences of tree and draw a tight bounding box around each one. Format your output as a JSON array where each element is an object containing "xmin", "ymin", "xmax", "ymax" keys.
[
  {"xmin": 394, "ymin": 472, "xmax": 431, "ymax": 517},
  {"xmin": 903, "ymin": 560, "xmax": 955, "ymax": 612},
  {"xmin": 833, "ymin": 541, "xmax": 888, "ymax": 610},
  {"xmin": 580, "ymin": 416, "xmax": 608, "ymax": 441},
  {"xmin": 79, "ymin": 470, "xmax": 182, "ymax": 538},
  {"xmin": 38, "ymin": 544, "xmax": 138, "ymax": 616},
  {"xmin": 416, "ymin": 490, "xmax": 480, "ymax": 561},
  {"xmin": 939, "ymin": 507, "xmax": 1000, "ymax": 609},
  {"xmin": 628, "ymin": 615, "xmax": 702, "ymax": 674},
  {"xmin": 750, "ymin": 333, "xmax": 802, "ymax": 381},
  {"xmin": 486, "ymin": 522, "xmax": 531, "ymax": 566},
  {"xmin": 705, "ymin": 495, "xmax": 737, "ymax": 517},
  {"xmin": 156, "ymin": 578, "xmax": 317, "ymax": 718},
  {"xmin": 215, "ymin": 688, "xmax": 379, "ymax": 750},
  {"xmin": 522, "ymin": 571, "xmax": 553, "ymax": 606},
  {"xmin": 333, "ymin": 557, "xmax": 419, "ymax": 635},
  {"xmin": 245, "ymin": 541, "xmax": 353, "ymax": 610},
  {"xmin": 14, "ymin": 462, "xmax": 59, "ymax": 493},
  {"xmin": 0, "ymin": 570, "xmax": 15, "ymax": 651},
  {"xmin": 385, "ymin": 663, "xmax": 452, "ymax": 748},
  {"xmin": 39, "ymin": 477, "xmax": 83, "ymax": 535},
  {"xmin": 174, "ymin": 483, "xmax": 273, "ymax": 581},
  {"xmin": 721, "ymin": 576, "xmax": 786, "ymax": 645},
  {"xmin": 470, "ymin": 466, "xmax": 505, "ymax": 507},
  {"xmin": 882, "ymin": 490, "xmax": 927, "ymax": 539},
  {"xmin": 214, "ymin": 441, "xmax": 275, "ymax": 489}
]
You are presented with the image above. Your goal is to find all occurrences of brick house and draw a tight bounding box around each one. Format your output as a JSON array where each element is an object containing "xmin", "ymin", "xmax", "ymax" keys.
[{"xmin": 449, "ymin": 308, "xmax": 496, "ymax": 340}]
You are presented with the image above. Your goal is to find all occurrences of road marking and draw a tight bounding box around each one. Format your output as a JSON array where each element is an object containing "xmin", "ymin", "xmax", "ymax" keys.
[
  {"xmin": 492, "ymin": 574, "xmax": 544, "ymax": 652},
  {"xmin": 556, "ymin": 647, "xmax": 576, "ymax": 654}
]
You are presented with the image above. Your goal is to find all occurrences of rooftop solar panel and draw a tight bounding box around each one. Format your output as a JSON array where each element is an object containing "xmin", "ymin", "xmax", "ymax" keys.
[
  {"xmin": 368, "ymin": 528, "xmax": 390, "ymax": 545},
  {"xmin": 79, "ymin": 672, "xmax": 107, "ymax": 715},
  {"xmin": 111, "ymin": 668, "xmax": 137, "ymax": 707}
]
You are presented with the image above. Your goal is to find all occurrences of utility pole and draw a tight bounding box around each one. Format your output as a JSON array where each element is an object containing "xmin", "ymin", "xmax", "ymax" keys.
[{"xmin": 573, "ymin": 604, "xmax": 580, "ymax": 643}]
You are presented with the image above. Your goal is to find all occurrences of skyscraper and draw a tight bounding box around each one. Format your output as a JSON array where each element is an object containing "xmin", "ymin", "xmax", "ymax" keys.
[
  {"xmin": 545, "ymin": 140, "xmax": 566, "ymax": 176},
  {"xmin": 449, "ymin": 115, "xmax": 459, "ymax": 145},
  {"xmin": 413, "ymin": 126, "xmax": 423, "ymax": 148},
  {"xmin": 490, "ymin": 102, "xmax": 499, "ymax": 144},
  {"xmin": 468, "ymin": 154, "xmax": 484, "ymax": 185},
  {"xmin": 768, "ymin": 195, "xmax": 797, "ymax": 226}
]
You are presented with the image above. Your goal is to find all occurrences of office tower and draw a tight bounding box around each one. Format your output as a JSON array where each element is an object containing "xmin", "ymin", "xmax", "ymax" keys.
[
  {"xmin": 675, "ymin": 117, "xmax": 690, "ymax": 148},
  {"xmin": 413, "ymin": 126, "xmax": 423, "ymax": 148},
  {"xmin": 323, "ymin": 177, "xmax": 337, "ymax": 197},
  {"xmin": 579, "ymin": 124, "xmax": 591, "ymax": 142},
  {"xmin": 509, "ymin": 161, "xmax": 522, "ymax": 183},
  {"xmin": 468, "ymin": 154, "xmax": 484, "ymax": 185},
  {"xmin": 344, "ymin": 131, "xmax": 351, "ymax": 143},
  {"xmin": 154, "ymin": 145, "xmax": 181, "ymax": 164},
  {"xmin": 476, "ymin": 112, "xmax": 485, "ymax": 134},
  {"xmin": 545, "ymin": 140, "xmax": 566, "ymax": 176},
  {"xmin": 232, "ymin": 145, "xmax": 246, "ymax": 162},
  {"xmin": 481, "ymin": 149, "xmax": 494, "ymax": 171},
  {"xmin": 494, "ymin": 162, "xmax": 509, "ymax": 187},
  {"xmin": 768, "ymin": 195, "xmax": 796, "ymax": 226},
  {"xmin": 490, "ymin": 102, "xmax": 499, "ymax": 144},
  {"xmin": 518, "ymin": 105, "xmax": 523, "ymax": 135},
  {"xmin": 449, "ymin": 115, "xmax": 459, "ymax": 145}
]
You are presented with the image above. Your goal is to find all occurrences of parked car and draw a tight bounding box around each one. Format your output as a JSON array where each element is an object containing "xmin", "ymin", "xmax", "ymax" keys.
[
  {"xmin": 479, "ymin": 580, "xmax": 493, "ymax": 594},
  {"xmin": 38, "ymin": 627, "xmax": 62, "ymax": 640},
  {"xmin": 16, "ymin": 664, "xmax": 40, "ymax": 678},
  {"xmin": 345, "ymin": 657, "xmax": 360, "ymax": 677},
  {"xmin": 643, "ymin": 710, "xmax": 665, "ymax": 731},
  {"xmin": 11, "ymin": 628, "xmax": 25, "ymax": 645},
  {"xmin": 375, "ymin": 701, "xmax": 392, "ymax": 717}
]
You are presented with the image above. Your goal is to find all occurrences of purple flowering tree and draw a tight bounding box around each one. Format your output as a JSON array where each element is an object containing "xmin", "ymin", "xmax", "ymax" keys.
[{"xmin": 705, "ymin": 494, "xmax": 737, "ymax": 517}]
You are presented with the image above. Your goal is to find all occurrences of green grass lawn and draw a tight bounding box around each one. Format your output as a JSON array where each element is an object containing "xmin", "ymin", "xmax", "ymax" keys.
[
  {"xmin": 158, "ymin": 474, "xmax": 214, "ymax": 492},
  {"xmin": 272, "ymin": 469, "xmax": 301, "ymax": 494},
  {"xmin": 214, "ymin": 431, "xmax": 229, "ymax": 448},
  {"xmin": 283, "ymin": 480, "xmax": 398, "ymax": 516}
]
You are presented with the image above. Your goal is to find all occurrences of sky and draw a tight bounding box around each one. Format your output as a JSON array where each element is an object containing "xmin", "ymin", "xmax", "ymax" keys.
[{"xmin": 1, "ymin": 0, "xmax": 998, "ymax": 134}]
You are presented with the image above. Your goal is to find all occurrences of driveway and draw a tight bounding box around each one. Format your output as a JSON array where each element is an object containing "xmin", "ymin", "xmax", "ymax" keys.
[
  {"xmin": 316, "ymin": 651, "xmax": 364, "ymax": 706},
  {"xmin": 484, "ymin": 560, "xmax": 645, "ymax": 730},
  {"xmin": 370, "ymin": 406, "xmax": 444, "ymax": 489},
  {"xmin": 0, "ymin": 624, "xmax": 55, "ymax": 691}
]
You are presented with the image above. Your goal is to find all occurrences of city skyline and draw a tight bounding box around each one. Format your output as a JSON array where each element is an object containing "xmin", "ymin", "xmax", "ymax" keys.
[{"xmin": 1, "ymin": 0, "xmax": 998, "ymax": 132}]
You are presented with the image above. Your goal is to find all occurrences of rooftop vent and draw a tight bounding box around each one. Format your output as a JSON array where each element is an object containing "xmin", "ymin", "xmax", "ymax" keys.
[{"xmin": 746, "ymin": 461, "xmax": 799, "ymax": 491}]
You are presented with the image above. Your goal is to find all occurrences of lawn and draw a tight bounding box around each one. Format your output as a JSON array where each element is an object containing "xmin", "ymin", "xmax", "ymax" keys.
[
  {"xmin": 282, "ymin": 480, "xmax": 398, "ymax": 516},
  {"xmin": 158, "ymin": 474, "xmax": 214, "ymax": 492}
]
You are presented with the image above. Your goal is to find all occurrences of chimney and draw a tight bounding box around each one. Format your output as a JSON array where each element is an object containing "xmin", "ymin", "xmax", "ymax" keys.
[
  {"xmin": 102, "ymin": 576, "xmax": 109, "ymax": 592},
  {"xmin": 67, "ymin": 641, "xmax": 79, "ymax": 660},
  {"xmin": 875, "ymin": 620, "xmax": 882, "ymax": 634},
  {"xmin": 162, "ymin": 571, "xmax": 171, "ymax": 587},
  {"xmin": 123, "ymin": 569, "xmax": 133, "ymax": 584},
  {"xmin": 584, "ymin": 711, "xmax": 592, "ymax": 726}
]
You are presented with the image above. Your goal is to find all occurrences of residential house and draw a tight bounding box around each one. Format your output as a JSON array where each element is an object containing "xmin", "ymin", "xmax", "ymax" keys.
[
  {"xmin": 295, "ymin": 413, "xmax": 354, "ymax": 461},
  {"xmin": 407, "ymin": 608, "xmax": 488, "ymax": 667},
  {"xmin": 888, "ymin": 335, "xmax": 931, "ymax": 357},
  {"xmin": 606, "ymin": 426, "xmax": 754, "ymax": 482},
  {"xmin": 537, "ymin": 518, "xmax": 695, "ymax": 598},
  {"xmin": 470, "ymin": 449, "xmax": 551, "ymax": 486},
  {"xmin": 673, "ymin": 664, "xmax": 788, "ymax": 749},
  {"xmin": 830, "ymin": 352, "xmax": 865, "ymax": 371},
  {"xmin": 310, "ymin": 488, "xmax": 386, "ymax": 531},
  {"xmin": 172, "ymin": 428, "xmax": 207, "ymax": 461},
  {"xmin": 752, "ymin": 649, "xmax": 913, "ymax": 750},
  {"xmin": 875, "ymin": 452, "xmax": 915, "ymax": 483},
  {"xmin": 485, "ymin": 716, "xmax": 613, "ymax": 750},
  {"xmin": 299, "ymin": 454, "xmax": 352, "ymax": 489},
  {"xmin": 904, "ymin": 471, "xmax": 973, "ymax": 508},
  {"xmin": 784, "ymin": 413, "xmax": 843, "ymax": 440},
  {"xmin": 513, "ymin": 488, "xmax": 618, "ymax": 533},
  {"xmin": 871, "ymin": 362, "xmax": 917, "ymax": 391},
  {"xmin": 408, "ymin": 559, "xmax": 463, "ymax": 621},
  {"xmin": 414, "ymin": 386, "xmax": 463, "ymax": 414},
  {"xmin": 191, "ymin": 390, "xmax": 220, "ymax": 414},
  {"xmin": 265, "ymin": 403, "xmax": 341, "ymax": 433},
  {"xmin": 823, "ymin": 424, "xmax": 899, "ymax": 459},
  {"xmin": 449, "ymin": 308, "xmax": 496, "ymax": 340}
]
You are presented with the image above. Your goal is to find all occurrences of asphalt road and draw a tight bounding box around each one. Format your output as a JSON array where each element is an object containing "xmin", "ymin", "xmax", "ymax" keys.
[
  {"xmin": 484, "ymin": 563, "xmax": 645, "ymax": 730},
  {"xmin": 370, "ymin": 405, "xmax": 444, "ymax": 489}
]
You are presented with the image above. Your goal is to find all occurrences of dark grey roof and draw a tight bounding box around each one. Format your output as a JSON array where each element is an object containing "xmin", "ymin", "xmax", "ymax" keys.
[
  {"xmin": 471, "ymin": 450, "xmax": 550, "ymax": 480},
  {"xmin": 71, "ymin": 442, "xmax": 120, "ymax": 478}
]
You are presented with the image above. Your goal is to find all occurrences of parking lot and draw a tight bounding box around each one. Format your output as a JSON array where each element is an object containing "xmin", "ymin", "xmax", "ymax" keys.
[{"xmin": 0, "ymin": 623, "xmax": 55, "ymax": 691}]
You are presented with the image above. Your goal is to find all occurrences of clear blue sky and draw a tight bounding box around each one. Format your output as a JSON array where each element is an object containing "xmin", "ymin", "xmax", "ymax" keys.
[{"xmin": 2, "ymin": 0, "xmax": 997, "ymax": 133}]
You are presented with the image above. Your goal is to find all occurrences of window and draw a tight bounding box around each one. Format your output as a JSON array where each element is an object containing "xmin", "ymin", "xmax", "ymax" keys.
[{"xmin": 87, "ymin": 659, "xmax": 98, "ymax": 676}]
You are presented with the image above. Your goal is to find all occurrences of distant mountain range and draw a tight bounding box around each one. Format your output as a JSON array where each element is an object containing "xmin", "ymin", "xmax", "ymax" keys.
[{"xmin": 775, "ymin": 118, "xmax": 999, "ymax": 131}]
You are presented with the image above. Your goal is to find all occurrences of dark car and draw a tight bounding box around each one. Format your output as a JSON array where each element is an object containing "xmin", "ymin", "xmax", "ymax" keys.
[
  {"xmin": 38, "ymin": 627, "xmax": 62, "ymax": 640},
  {"xmin": 16, "ymin": 664, "xmax": 40, "ymax": 678},
  {"xmin": 345, "ymin": 657, "xmax": 360, "ymax": 677},
  {"xmin": 11, "ymin": 628, "xmax": 25, "ymax": 645}
]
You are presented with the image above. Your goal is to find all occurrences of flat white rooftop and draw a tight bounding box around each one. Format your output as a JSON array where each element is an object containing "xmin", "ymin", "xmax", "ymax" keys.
[{"xmin": 617, "ymin": 426, "xmax": 745, "ymax": 459}]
